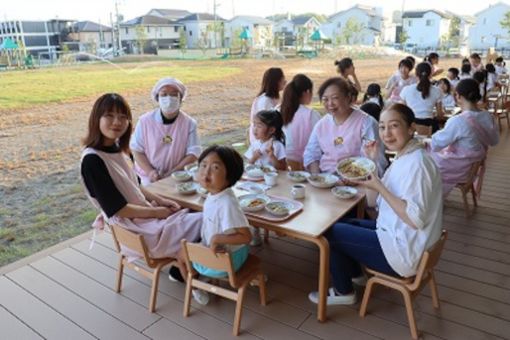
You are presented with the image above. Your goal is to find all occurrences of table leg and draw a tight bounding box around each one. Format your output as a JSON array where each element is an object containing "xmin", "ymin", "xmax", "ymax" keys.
[{"xmin": 312, "ymin": 235, "xmax": 330, "ymax": 322}]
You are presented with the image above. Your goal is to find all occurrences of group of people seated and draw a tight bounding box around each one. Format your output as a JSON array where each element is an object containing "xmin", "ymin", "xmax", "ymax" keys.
[{"xmin": 80, "ymin": 53, "xmax": 500, "ymax": 307}]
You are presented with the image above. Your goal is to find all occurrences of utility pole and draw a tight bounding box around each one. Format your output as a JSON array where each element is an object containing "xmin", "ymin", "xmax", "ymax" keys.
[
  {"xmin": 110, "ymin": 12, "xmax": 116, "ymax": 56},
  {"xmin": 213, "ymin": 0, "xmax": 217, "ymax": 48},
  {"xmin": 115, "ymin": 0, "xmax": 122, "ymax": 55}
]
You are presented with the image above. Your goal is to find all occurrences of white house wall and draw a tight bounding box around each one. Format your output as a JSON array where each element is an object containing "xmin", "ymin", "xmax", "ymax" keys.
[
  {"xmin": 404, "ymin": 12, "xmax": 449, "ymax": 48},
  {"xmin": 469, "ymin": 3, "xmax": 510, "ymax": 49},
  {"xmin": 327, "ymin": 8, "xmax": 381, "ymax": 45}
]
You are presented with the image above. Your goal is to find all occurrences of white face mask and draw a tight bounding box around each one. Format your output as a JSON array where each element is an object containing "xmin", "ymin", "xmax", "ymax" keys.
[{"xmin": 159, "ymin": 95, "xmax": 180, "ymax": 114}]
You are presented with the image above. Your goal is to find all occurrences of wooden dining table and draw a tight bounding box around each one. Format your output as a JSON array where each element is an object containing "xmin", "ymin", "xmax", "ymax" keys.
[{"xmin": 147, "ymin": 172, "xmax": 366, "ymax": 322}]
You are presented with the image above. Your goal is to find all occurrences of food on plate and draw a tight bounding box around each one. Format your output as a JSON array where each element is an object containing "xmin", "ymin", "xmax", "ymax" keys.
[
  {"xmin": 338, "ymin": 160, "xmax": 368, "ymax": 178},
  {"xmin": 265, "ymin": 202, "xmax": 290, "ymax": 216},
  {"xmin": 308, "ymin": 175, "xmax": 326, "ymax": 183},
  {"xmin": 177, "ymin": 182, "xmax": 196, "ymax": 193},
  {"xmin": 248, "ymin": 198, "xmax": 266, "ymax": 208}
]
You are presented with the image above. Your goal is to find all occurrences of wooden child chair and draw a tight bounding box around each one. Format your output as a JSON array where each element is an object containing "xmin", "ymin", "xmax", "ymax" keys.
[
  {"xmin": 110, "ymin": 224, "xmax": 175, "ymax": 312},
  {"xmin": 414, "ymin": 124, "xmax": 432, "ymax": 137},
  {"xmin": 181, "ymin": 240, "xmax": 267, "ymax": 336},
  {"xmin": 359, "ymin": 230, "xmax": 448, "ymax": 340},
  {"xmin": 455, "ymin": 159, "xmax": 484, "ymax": 217}
]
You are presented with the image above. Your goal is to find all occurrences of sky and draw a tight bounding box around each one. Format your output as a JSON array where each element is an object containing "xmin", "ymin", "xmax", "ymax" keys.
[{"xmin": 1, "ymin": 0, "xmax": 506, "ymax": 25}]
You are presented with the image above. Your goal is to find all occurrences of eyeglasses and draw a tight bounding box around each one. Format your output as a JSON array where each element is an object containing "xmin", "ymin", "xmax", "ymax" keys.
[{"xmin": 102, "ymin": 113, "xmax": 130, "ymax": 122}]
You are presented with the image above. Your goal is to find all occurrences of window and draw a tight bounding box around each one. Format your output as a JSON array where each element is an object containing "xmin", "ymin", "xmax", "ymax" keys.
[
  {"xmin": 481, "ymin": 36, "xmax": 485, "ymax": 43},
  {"xmin": 125, "ymin": 27, "xmax": 128, "ymax": 35},
  {"xmin": 426, "ymin": 19, "xmax": 433, "ymax": 26},
  {"xmin": 174, "ymin": 26, "xmax": 179, "ymax": 32},
  {"xmin": 337, "ymin": 22, "xmax": 342, "ymax": 28},
  {"xmin": 189, "ymin": 31, "xmax": 192, "ymax": 36},
  {"xmin": 408, "ymin": 20, "xmax": 412, "ymax": 27},
  {"xmin": 147, "ymin": 26, "xmax": 150, "ymax": 33},
  {"xmin": 483, "ymin": 18, "xmax": 487, "ymax": 25}
]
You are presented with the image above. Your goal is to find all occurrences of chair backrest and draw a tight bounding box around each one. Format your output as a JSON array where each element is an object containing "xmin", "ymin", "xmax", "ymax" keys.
[
  {"xmin": 410, "ymin": 230, "xmax": 448, "ymax": 290},
  {"xmin": 458, "ymin": 160, "xmax": 483, "ymax": 190},
  {"xmin": 287, "ymin": 159, "xmax": 305, "ymax": 171},
  {"xmin": 110, "ymin": 224, "xmax": 153, "ymax": 266},
  {"xmin": 415, "ymin": 124, "xmax": 432, "ymax": 137},
  {"xmin": 181, "ymin": 240, "xmax": 237, "ymax": 286}
]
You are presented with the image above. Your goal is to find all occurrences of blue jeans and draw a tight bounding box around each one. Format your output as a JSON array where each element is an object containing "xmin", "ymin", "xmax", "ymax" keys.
[{"xmin": 325, "ymin": 218, "xmax": 398, "ymax": 294}]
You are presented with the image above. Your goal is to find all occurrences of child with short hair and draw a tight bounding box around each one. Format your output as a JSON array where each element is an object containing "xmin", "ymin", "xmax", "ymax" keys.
[
  {"xmin": 460, "ymin": 64, "xmax": 471, "ymax": 80},
  {"xmin": 485, "ymin": 63, "xmax": 498, "ymax": 92},
  {"xmin": 447, "ymin": 67, "xmax": 460, "ymax": 88},
  {"xmin": 245, "ymin": 110, "xmax": 286, "ymax": 170},
  {"xmin": 385, "ymin": 58, "xmax": 416, "ymax": 103},
  {"xmin": 437, "ymin": 78, "xmax": 456, "ymax": 109},
  {"xmin": 176, "ymin": 145, "xmax": 252, "ymax": 305},
  {"xmin": 495, "ymin": 57, "xmax": 507, "ymax": 76}
]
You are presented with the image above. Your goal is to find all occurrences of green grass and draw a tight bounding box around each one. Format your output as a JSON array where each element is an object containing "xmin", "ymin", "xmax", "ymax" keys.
[{"xmin": 0, "ymin": 63, "xmax": 241, "ymax": 109}]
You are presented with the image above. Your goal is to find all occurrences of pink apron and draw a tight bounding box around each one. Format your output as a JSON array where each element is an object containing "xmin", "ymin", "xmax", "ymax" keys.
[
  {"xmin": 81, "ymin": 148, "xmax": 201, "ymax": 260},
  {"xmin": 316, "ymin": 110, "xmax": 365, "ymax": 172},
  {"xmin": 134, "ymin": 110, "xmax": 191, "ymax": 185},
  {"xmin": 285, "ymin": 106, "xmax": 316, "ymax": 163}
]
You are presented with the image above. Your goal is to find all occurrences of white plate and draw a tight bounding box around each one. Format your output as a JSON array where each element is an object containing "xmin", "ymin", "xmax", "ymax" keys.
[
  {"xmin": 238, "ymin": 194, "xmax": 270, "ymax": 212},
  {"xmin": 287, "ymin": 171, "xmax": 310, "ymax": 183},
  {"xmin": 171, "ymin": 170, "xmax": 192, "ymax": 182},
  {"xmin": 177, "ymin": 182, "xmax": 199, "ymax": 195},
  {"xmin": 236, "ymin": 182, "xmax": 266, "ymax": 194},
  {"xmin": 336, "ymin": 157, "xmax": 376, "ymax": 181},
  {"xmin": 307, "ymin": 173, "xmax": 339, "ymax": 188},
  {"xmin": 245, "ymin": 164, "xmax": 277, "ymax": 178},
  {"xmin": 331, "ymin": 186, "xmax": 358, "ymax": 200},
  {"xmin": 265, "ymin": 201, "xmax": 291, "ymax": 216},
  {"xmin": 246, "ymin": 168, "xmax": 264, "ymax": 178}
]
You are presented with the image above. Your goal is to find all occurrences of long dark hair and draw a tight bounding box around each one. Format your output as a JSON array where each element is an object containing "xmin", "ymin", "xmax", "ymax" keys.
[
  {"xmin": 438, "ymin": 78, "xmax": 451, "ymax": 94},
  {"xmin": 472, "ymin": 70, "xmax": 488, "ymax": 102},
  {"xmin": 416, "ymin": 62, "xmax": 432, "ymax": 99},
  {"xmin": 456, "ymin": 78, "xmax": 482, "ymax": 103},
  {"xmin": 424, "ymin": 52, "xmax": 439, "ymax": 63},
  {"xmin": 257, "ymin": 67, "xmax": 284, "ymax": 99},
  {"xmin": 256, "ymin": 110, "xmax": 285, "ymax": 144},
  {"xmin": 280, "ymin": 74, "xmax": 313, "ymax": 125},
  {"xmin": 83, "ymin": 93, "xmax": 132, "ymax": 153}
]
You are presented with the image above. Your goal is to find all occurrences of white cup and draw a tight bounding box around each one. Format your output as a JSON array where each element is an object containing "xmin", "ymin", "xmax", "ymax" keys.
[
  {"xmin": 264, "ymin": 172, "xmax": 278, "ymax": 186},
  {"xmin": 291, "ymin": 184, "xmax": 306, "ymax": 199}
]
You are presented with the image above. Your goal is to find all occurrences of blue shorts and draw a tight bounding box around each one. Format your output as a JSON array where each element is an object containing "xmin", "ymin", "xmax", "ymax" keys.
[{"xmin": 192, "ymin": 245, "xmax": 249, "ymax": 278}]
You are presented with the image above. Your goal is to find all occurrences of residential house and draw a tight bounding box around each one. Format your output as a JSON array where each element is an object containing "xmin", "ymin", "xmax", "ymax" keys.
[
  {"xmin": 147, "ymin": 9, "xmax": 191, "ymax": 21},
  {"xmin": 321, "ymin": 5, "xmax": 383, "ymax": 45},
  {"xmin": 178, "ymin": 13, "xmax": 225, "ymax": 49},
  {"xmin": 68, "ymin": 21, "xmax": 112, "ymax": 53},
  {"xmin": 224, "ymin": 16, "xmax": 273, "ymax": 49},
  {"xmin": 120, "ymin": 15, "xmax": 183, "ymax": 54},
  {"xmin": 469, "ymin": 2, "xmax": 510, "ymax": 50},
  {"xmin": 0, "ymin": 19, "xmax": 74, "ymax": 59},
  {"xmin": 273, "ymin": 14, "xmax": 321, "ymax": 47},
  {"xmin": 402, "ymin": 10, "xmax": 451, "ymax": 49}
]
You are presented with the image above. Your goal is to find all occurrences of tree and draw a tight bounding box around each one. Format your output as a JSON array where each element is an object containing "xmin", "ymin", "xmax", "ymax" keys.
[
  {"xmin": 447, "ymin": 17, "xmax": 461, "ymax": 48},
  {"xmin": 500, "ymin": 11, "xmax": 510, "ymax": 35},
  {"xmin": 341, "ymin": 17, "xmax": 365, "ymax": 44},
  {"xmin": 179, "ymin": 27, "xmax": 187, "ymax": 55},
  {"xmin": 134, "ymin": 25, "xmax": 147, "ymax": 54},
  {"xmin": 398, "ymin": 29, "xmax": 409, "ymax": 45}
]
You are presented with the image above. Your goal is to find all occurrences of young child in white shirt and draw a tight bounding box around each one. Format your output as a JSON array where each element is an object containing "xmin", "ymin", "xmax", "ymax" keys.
[
  {"xmin": 447, "ymin": 67, "xmax": 460, "ymax": 88},
  {"xmin": 176, "ymin": 145, "xmax": 252, "ymax": 305},
  {"xmin": 495, "ymin": 57, "xmax": 507, "ymax": 76},
  {"xmin": 245, "ymin": 110, "xmax": 287, "ymax": 170},
  {"xmin": 438, "ymin": 78, "xmax": 456, "ymax": 109}
]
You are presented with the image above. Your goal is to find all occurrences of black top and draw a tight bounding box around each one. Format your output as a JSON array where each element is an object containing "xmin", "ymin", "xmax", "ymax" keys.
[
  {"xmin": 81, "ymin": 145, "xmax": 128, "ymax": 218},
  {"xmin": 160, "ymin": 110, "xmax": 179, "ymax": 125}
]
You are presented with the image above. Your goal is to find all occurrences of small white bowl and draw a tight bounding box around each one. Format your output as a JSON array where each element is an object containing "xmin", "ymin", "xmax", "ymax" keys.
[
  {"xmin": 171, "ymin": 171, "xmax": 191, "ymax": 182},
  {"xmin": 197, "ymin": 186, "xmax": 208, "ymax": 199},
  {"xmin": 246, "ymin": 168, "xmax": 264, "ymax": 178},
  {"xmin": 287, "ymin": 171, "xmax": 310, "ymax": 183},
  {"xmin": 177, "ymin": 182, "xmax": 198, "ymax": 195},
  {"xmin": 331, "ymin": 186, "xmax": 358, "ymax": 200},
  {"xmin": 265, "ymin": 201, "xmax": 290, "ymax": 216},
  {"xmin": 307, "ymin": 174, "xmax": 339, "ymax": 188},
  {"xmin": 239, "ymin": 194, "xmax": 270, "ymax": 212}
]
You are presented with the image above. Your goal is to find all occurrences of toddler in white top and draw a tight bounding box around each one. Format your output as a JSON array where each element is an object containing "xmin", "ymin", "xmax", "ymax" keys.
[
  {"xmin": 437, "ymin": 78, "xmax": 456, "ymax": 109},
  {"xmin": 176, "ymin": 145, "xmax": 252, "ymax": 305},
  {"xmin": 245, "ymin": 109, "xmax": 287, "ymax": 170}
]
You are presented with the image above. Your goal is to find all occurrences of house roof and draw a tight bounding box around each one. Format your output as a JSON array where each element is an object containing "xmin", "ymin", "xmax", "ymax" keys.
[
  {"xmin": 179, "ymin": 13, "xmax": 224, "ymax": 22},
  {"xmin": 474, "ymin": 2, "xmax": 510, "ymax": 17},
  {"xmin": 402, "ymin": 10, "xmax": 452, "ymax": 19},
  {"xmin": 292, "ymin": 15, "xmax": 314, "ymax": 26},
  {"xmin": 72, "ymin": 21, "xmax": 111, "ymax": 32},
  {"xmin": 121, "ymin": 15, "xmax": 180, "ymax": 26},
  {"xmin": 444, "ymin": 11, "xmax": 476, "ymax": 24},
  {"xmin": 330, "ymin": 5, "xmax": 381, "ymax": 19},
  {"xmin": 148, "ymin": 9, "xmax": 190, "ymax": 19},
  {"xmin": 229, "ymin": 15, "xmax": 273, "ymax": 25}
]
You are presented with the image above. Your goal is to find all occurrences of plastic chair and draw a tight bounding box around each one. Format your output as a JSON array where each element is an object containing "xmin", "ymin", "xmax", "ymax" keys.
[
  {"xmin": 181, "ymin": 240, "xmax": 267, "ymax": 336},
  {"xmin": 110, "ymin": 224, "xmax": 174, "ymax": 312},
  {"xmin": 359, "ymin": 230, "xmax": 448, "ymax": 340}
]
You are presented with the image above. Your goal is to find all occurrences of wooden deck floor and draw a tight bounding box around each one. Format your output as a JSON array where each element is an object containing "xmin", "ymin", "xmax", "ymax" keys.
[{"xmin": 2, "ymin": 129, "xmax": 510, "ymax": 340}]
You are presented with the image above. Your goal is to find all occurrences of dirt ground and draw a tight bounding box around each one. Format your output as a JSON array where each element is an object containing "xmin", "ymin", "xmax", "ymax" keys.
[{"xmin": 0, "ymin": 56, "xmax": 413, "ymax": 265}]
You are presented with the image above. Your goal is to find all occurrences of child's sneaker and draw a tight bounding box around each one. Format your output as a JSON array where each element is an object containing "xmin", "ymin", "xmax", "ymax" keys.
[
  {"xmin": 250, "ymin": 228, "xmax": 262, "ymax": 246},
  {"xmin": 168, "ymin": 266, "xmax": 184, "ymax": 283},
  {"xmin": 192, "ymin": 289, "xmax": 210, "ymax": 305},
  {"xmin": 308, "ymin": 288, "xmax": 356, "ymax": 305},
  {"xmin": 351, "ymin": 274, "xmax": 367, "ymax": 287}
]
